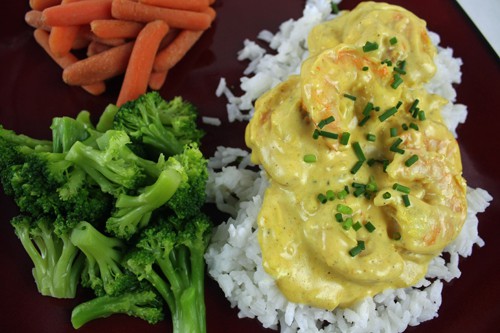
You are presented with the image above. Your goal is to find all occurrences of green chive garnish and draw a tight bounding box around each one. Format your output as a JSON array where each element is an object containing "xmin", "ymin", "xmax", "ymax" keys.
[
  {"xmin": 405, "ymin": 154, "xmax": 419, "ymax": 167},
  {"xmin": 365, "ymin": 221, "xmax": 376, "ymax": 232},
  {"xmin": 409, "ymin": 99, "xmax": 419, "ymax": 115},
  {"xmin": 349, "ymin": 240, "xmax": 365, "ymax": 257},
  {"xmin": 318, "ymin": 115, "xmax": 335, "ymax": 129},
  {"xmin": 389, "ymin": 36, "xmax": 398, "ymax": 45},
  {"xmin": 390, "ymin": 127, "xmax": 398, "ymax": 137},
  {"xmin": 362, "ymin": 102, "xmax": 374, "ymax": 116},
  {"xmin": 381, "ymin": 59, "xmax": 393, "ymax": 66},
  {"xmin": 344, "ymin": 93, "xmax": 357, "ymax": 101},
  {"xmin": 337, "ymin": 189, "xmax": 348, "ymax": 199},
  {"xmin": 337, "ymin": 204, "xmax": 353, "ymax": 215},
  {"xmin": 312, "ymin": 129, "xmax": 320, "ymax": 139},
  {"xmin": 362, "ymin": 66, "xmax": 369, "ymax": 71},
  {"xmin": 383, "ymin": 192, "xmax": 391, "ymax": 199},
  {"xmin": 409, "ymin": 122, "xmax": 419, "ymax": 131},
  {"xmin": 317, "ymin": 193, "xmax": 327, "ymax": 204},
  {"xmin": 350, "ymin": 160, "xmax": 364, "ymax": 174},
  {"xmin": 362, "ymin": 41, "xmax": 379, "ymax": 52},
  {"xmin": 402, "ymin": 123, "xmax": 409, "ymax": 131},
  {"xmin": 319, "ymin": 130, "xmax": 339, "ymax": 139},
  {"xmin": 402, "ymin": 194, "xmax": 411, "ymax": 207},
  {"xmin": 393, "ymin": 183, "xmax": 410, "ymax": 194},
  {"xmin": 379, "ymin": 107, "xmax": 398, "ymax": 122},
  {"xmin": 340, "ymin": 132, "xmax": 351, "ymax": 145},
  {"xmin": 390, "ymin": 138, "xmax": 405, "ymax": 154},
  {"xmin": 418, "ymin": 110, "xmax": 426, "ymax": 120},
  {"xmin": 303, "ymin": 154, "xmax": 317, "ymax": 163},
  {"xmin": 366, "ymin": 133, "xmax": 376, "ymax": 142},
  {"xmin": 353, "ymin": 186, "xmax": 365, "ymax": 197},
  {"xmin": 352, "ymin": 142, "xmax": 366, "ymax": 161},
  {"xmin": 391, "ymin": 74, "xmax": 403, "ymax": 89},
  {"xmin": 342, "ymin": 217, "xmax": 353, "ymax": 230},
  {"xmin": 335, "ymin": 212, "xmax": 343, "ymax": 222},
  {"xmin": 353, "ymin": 221, "xmax": 362, "ymax": 231},
  {"xmin": 358, "ymin": 115, "xmax": 371, "ymax": 127},
  {"xmin": 330, "ymin": 1, "xmax": 339, "ymax": 14}
]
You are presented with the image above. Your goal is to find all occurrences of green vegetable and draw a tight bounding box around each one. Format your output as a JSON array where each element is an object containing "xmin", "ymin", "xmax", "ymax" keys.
[
  {"xmin": 405, "ymin": 154, "xmax": 419, "ymax": 167},
  {"xmin": 362, "ymin": 41, "xmax": 379, "ymax": 52}
]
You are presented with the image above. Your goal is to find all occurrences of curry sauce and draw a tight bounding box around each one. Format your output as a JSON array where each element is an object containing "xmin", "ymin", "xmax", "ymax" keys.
[{"xmin": 245, "ymin": 2, "xmax": 467, "ymax": 310}]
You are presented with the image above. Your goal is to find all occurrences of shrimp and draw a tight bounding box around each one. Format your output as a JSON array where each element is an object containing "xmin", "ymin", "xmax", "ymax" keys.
[{"xmin": 374, "ymin": 120, "xmax": 467, "ymax": 254}]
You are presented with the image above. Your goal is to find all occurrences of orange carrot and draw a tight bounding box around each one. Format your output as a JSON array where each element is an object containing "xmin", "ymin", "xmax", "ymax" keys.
[
  {"xmin": 148, "ymin": 70, "xmax": 168, "ymax": 90},
  {"xmin": 79, "ymin": 25, "xmax": 127, "ymax": 46},
  {"xmin": 153, "ymin": 6, "xmax": 215, "ymax": 72},
  {"xmin": 41, "ymin": 0, "xmax": 112, "ymax": 26},
  {"xmin": 30, "ymin": 0, "xmax": 61, "ymax": 11},
  {"xmin": 49, "ymin": 25, "xmax": 80, "ymax": 56},
  {"xmin": 117, "ymin": 20, "xmax": 169, "ymax": 106},
  {"xmin": 25, "ymin": 10, "xmax": 51, "ymax": 31},
  {"xmin": 33, "ymin": 29, "xmax": 106, "ymax": 95},
  {"xmin": 86, "ymin": 40, "xmax": 112, "ymax": 56},
  {"xmin": 90, "ymin": 19, "xmax": 144, "ymax": 39},
  {"xmin": 139, "ymin": 0, "xmax": 209, "ymax": 12},
  {"xmin": 63, "ymin": 42, "xmax": 134, "ymax": 85},
  {"xmin": 112, "ymin": 0, "xmax": 211, "ymax": 31}
]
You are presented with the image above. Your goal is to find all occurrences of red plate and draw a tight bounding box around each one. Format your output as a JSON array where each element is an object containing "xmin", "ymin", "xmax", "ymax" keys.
[{"xmin": 0, "ymin": 1, "xmax": 498, "ymax": 332}]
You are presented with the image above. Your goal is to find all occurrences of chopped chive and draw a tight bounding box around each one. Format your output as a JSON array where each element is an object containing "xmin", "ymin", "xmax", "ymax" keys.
[
  {"xmin": 393, "ymin": 183, "xmax": 410, "ymax": 194},
  {"xmin": 379, "ymin": 107, "xmax": 398, "ymax": 122},
  {"xmin": 317, "ymin": 193, "xmax": 327, "ymax": 204},
  {"xmin": 409, "ymin": 122, "xmax": 419, "ymax": 131},
  {"xmin": 383, "ymin": 192, "xmax": 391, "ymax": 199},
  {"xmin": 312, "ymin": 129, "xmax": 320, "ymax": 139},
  {"xmin": 326, "ymin": 190, "xmax": 336, "ymax": 201},
  {"xmin": 397, "ymin": 60, "xmax": 407, "ymax": 70},
  {"xmin": 350, "ymin": 160, "xmax": 364, "ymax": 174},
  {"xmin": 362, "ymin": 102, "xmax": 374, "ymax": 116},
  {"xmin": 344, "ymin": 185, "xmax": 350, "ymax": 194},
  {"xmin": 366, "ymin": 177, "xmax": 377, "ymax": 192},
  {"xmin": 330, "ymin": 1, "xmax": 339, "ymax": 14},
  {"xmin": 402, "ymin": 123, "xmax": 409, "ymax": 131},
  {"xmin": 344, "ymin": 93, "xmax": 357, "ymax": 101},
  {"xmin": 337, "ymin": 204, "xmax": 353, "ymax": 215},
  {"xmin": 335, "ymin": 212, "xmax": 344, "ymax": 222},
  {"xmin": 418, "ymin": 110, "xmax": 426, "ymax": 120},
  {"xmin": 337, "ymin": 189, "xmax": 348, "ymax": 199},
  {"xmin": 362, "ymin": 66, "xmax": 369, "ymax": 71},
  {"xmin": 358, "ymin": 115, "xmax": 371, "ymax": 127},
  {"xmin": 318, "ymin": 115, "xmax": 335, "ymax": 129},
  {"xmin": 352, "ymin": 142, "xmax": 366, "ymax": 161},
  {"xmin": 349, "ymin": 240, "xmax": 365, "ymax": 257},
  {"xmin": 390, "ymin": 127, "xmax": 398, "ymax": 137},
  {"xmin": 408, "ymin": 99, "xmax": 419, "ymax": 115},
  {"xmin": 367, "ymin": 158, "xmax": 377, "ymax": 167},
  {"xmin": 364, "ymin": 221, "xmax": 376, "ymax": 232},
  {"xmin": 396, "ymin": 101, "xmax": 403, "ymax": 109},
  {"xmin": 402, "ymin": 194, "xmax": 411, "ymax": 207},
  {"xmin": 303, "ymin": 154, "xmax": 317, "ymax": 163},
  {"xmin": 342, "ymin": 217, "xmax": 353, "ymax": 230},
  {"xmin": 366, "ymin": 133, "xmax": 376, "ymax": 142},
  {"xmin": 374, "ymin": 106, "xmax": 380, "ymax": 111},
  {"xmin": 381, "ymin": 59, "xmax": 393, "ymax": 66},
  {"xmin": 353, "ymin": 221, "xmax": 362, "ymax": 231},
  {"xmin": 352, "ymin": 182, "xmax": 365, "ymax": 188},
  {"xmin": 391, "ymin": 74, "xmax": 404, "ymax": 89},
  {"xmin": 353, "ymin": 186, "xmax": 366, "ymax": 197},
  {"xmin": 382, "ymin": 159, "xmax": 390, "ymax": 172},
  {"xmin": 405, "ymin": 154, "xmax": 419, "ymax": 167},
  {"xmin": 362, "ymin": 41, "xmax": 379, "ymax": 52},
  {"xmin": 340, "ymin": 132, "xmax": 351, "ymax": 145},
  {"xmin": 390, "ymin": 138, "xmax": 405, "ymax": 154},
  {"xmin": 319, "ymin": 130, "xmax": 339, "ymax": 139},
  {"xmin": 394, "ymin": 67, "xmax": 406, "ymax": 75},
  {"xmin": 389, "ymin": 36, "xmax": 398, "ymax": 45}
]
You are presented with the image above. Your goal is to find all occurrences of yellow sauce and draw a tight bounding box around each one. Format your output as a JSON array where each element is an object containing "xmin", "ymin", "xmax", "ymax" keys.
[{"xmin": 245, "ymin": 2, "xmax": 467, "ymax": 310}]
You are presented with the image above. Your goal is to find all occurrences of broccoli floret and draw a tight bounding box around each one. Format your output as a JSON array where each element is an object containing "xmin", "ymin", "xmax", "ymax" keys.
[
  {"xmin": 71, "ymin": 289, "xmax": 164, "ymax": 329},
  {"xmin": 105, "ymin": 167, "xmax": 182, "ymax": 240},
  {"xmin": 0, "ymin": 125, "xmax": 52, "ymax": 151},
  {"xmin": 70, "ymin": 221, "xmax": 130, "ymax": 296},
  {"xmin": 11, "ymin": 215, "xmax": 84, "ymax": 298},
  {"xmin": 51, "ymin": 115, "xmax": 91, "ymax": 153},
  {"xmin": 112, "ymin": 92, "xmax": 204, "ymax": 158},
  {"xmin": 125, "ymin": 213, "xmax": 212, "ymax": 333}
]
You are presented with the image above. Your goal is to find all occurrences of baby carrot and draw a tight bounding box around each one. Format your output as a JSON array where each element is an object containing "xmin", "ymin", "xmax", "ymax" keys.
[
  {"xmin": 139, "ymin": 0, "xmax": 209, "ymax": 12},
  {"xmin": 30, "ymin": 0, "xmax": 61, "ymax": 11},
  {"xmin": 63, "ymin": 42, "xmax": 134, "ymax": 85},
  {"xmin": 148, "ymin": 70, "xmax": 168, "ymax": 90},
  {"xmin": 112, "ymin": 0, "xmax": 211, "ymax": 30},
  {"xmin": 90, "ymin": 19, "xmax": 145, "ymax": 39},
  {"xmin": 42, "ymin": 0, "xmax": 113, "ymax": 26},
  {"xmin": 117, "ymin": 20, "xmax": 169, "ymax": 106},
  {"xmin": 86, "ymin": 41, "xmax": 112, "ymax": 57},
  {"xmin": 25, "ymin": 10, "xmax": 51, "ymax": 31},
  {"xmin": 33, "ymin": 28, "xmax": 106, "ymax": 95}
]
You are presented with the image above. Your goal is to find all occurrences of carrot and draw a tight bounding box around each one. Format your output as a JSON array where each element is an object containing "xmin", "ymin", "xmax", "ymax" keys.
[
  {"xmin": 79, "ymin": 25, "xmax": 127, "ymax": 46},
  {"xmin": 33, "ymin": 29, "xmax": 106, "ymax": 95},
  {"xmin": 139, "ymin": 0, "xmax": 209, "ymax": 12},
  {"xmin": 117, "ymin": 20, "xmax": 169, "ymax": 106},
  {"xmin": 49, "ymin": 26, "xmax": 80, "ymax": 56},
  {"xmin": 90, "ymin": 19, "xmax": 144, "ymax": 39},
  {"xmin": 148, "ymin": 70, "xmax": 168, "ymax": 90},
  {"xmin": 112, "ymin": 0, "xmax": 211, "ymax": 31},
  {"xmin": 25, "ymin": 10, "xmax": 51, "ymax": 31},
  {"xmin": 41, "ymin": 0, "xmax": 112, "ymax": 26},
  {"xmin": 30, "ymin": 0, "xmax": 61, "ymax": 11},
  {"xmin": 153, "ymin": 6, "xmax": 215, "ymax": 72},
  {"xmin": 86, "ymin": 40, "xmax": 112, "ymax": 56},
  {"xmin": 63, "ymin": 42, "xmax": 134, "ymax": 85}
]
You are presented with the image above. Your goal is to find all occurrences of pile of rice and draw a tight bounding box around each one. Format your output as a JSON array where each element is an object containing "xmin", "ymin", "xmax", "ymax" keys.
[{"xmin": 205, "ymin": 1, "xmax": 493, "ymax": 332}]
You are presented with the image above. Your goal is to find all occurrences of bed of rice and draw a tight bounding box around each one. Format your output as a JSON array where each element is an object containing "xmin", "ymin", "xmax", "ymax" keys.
[{"xmin": 204, "ymin": 1, "xmax": 493, "ymax": 332}]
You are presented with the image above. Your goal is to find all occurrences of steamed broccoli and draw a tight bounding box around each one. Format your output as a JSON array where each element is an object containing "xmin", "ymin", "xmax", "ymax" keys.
[
  {"xmin": 71, "ymin": 289, "xmax": 164, "ymax": 329},
  {"xmin": 113, "ymin": 92, "xmax": 204, "ymax": 158},
  {"xmin": 11, "ymin": 215, "xmax": 84, "ymax": 298},
  {"xmin": 125, "ymin": 213, "xmax": 212, "ymax": 333}
]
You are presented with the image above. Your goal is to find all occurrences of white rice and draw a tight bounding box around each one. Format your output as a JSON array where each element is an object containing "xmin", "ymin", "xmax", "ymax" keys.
[{"xmin": 205, "ymin": 1, "xmax": 493, "ymax": 332}]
